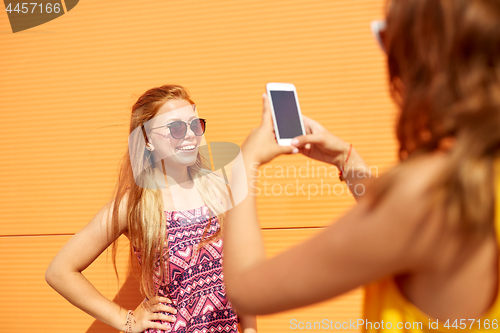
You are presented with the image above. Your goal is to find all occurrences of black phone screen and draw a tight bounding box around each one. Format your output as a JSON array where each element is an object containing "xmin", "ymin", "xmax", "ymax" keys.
[{"xmin": 269, "ymin": 90, "xmax": 303, "ymax": 139}]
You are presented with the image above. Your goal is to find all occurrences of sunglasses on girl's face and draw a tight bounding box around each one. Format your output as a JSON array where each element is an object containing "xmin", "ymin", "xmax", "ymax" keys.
[
  {"xmin": 370, "ymin": 20, "xmax": 387, "ymax": 53},
  {"xmin": 152, "ymin": 118, "xmax": 207, "ymax": 139}
]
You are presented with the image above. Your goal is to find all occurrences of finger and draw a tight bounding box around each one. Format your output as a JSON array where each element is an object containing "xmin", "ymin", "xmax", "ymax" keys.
[
  {"xmin": 152, "ymin": 296, "xmax": 172, "ymax": 305},
  {"xmin": 151, "ymin": 312, "xmax": 177, "ymax": 322},
  {"xmin": 301, "ymin": 115, "xmax": 319, "ymax": 127},
  {"xmin": 151, "ymin": 303, "xmax": 177, "ymax": 314},
  {"xmin": 157, "ymin": 296, "xmax": 172, "ymax": 304},
  {"xmin": 150, "ymin": 321, "xmax": 173, "ymax": 330},
  {"xmin": 301, "ymin": 116, "xmax": 313, "ymax": 134},
  {"xmin": 301, "ymin": 118, "xmax": 321, "ymax": 135},
  {"xmin": 298, "ymin": 146, "xmax": 310, "ymax": 156},
  {"xmin": 302, "ymin": 115, "xmax": 325, "ymax": 134},
  {"xmin": 291, "ymin": 133, "xmax": 325, "ymax": 148},
  {"xmin": 276, "ymin": 145, "xmax": 297, "ymax": 155},
  {"xmin": 262, "ymin": 93, "xmax": 274, "ymax": 128}
]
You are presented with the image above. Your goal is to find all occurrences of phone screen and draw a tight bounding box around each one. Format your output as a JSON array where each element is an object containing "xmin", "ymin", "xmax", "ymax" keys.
[{"xmin": 269, "ymin": 90, "xmax": 303, "ymax": 139}]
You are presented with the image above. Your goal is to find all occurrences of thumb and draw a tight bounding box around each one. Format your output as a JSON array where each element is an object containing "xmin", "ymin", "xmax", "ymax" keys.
[
  {"xmin": 277, "ymin": 144, "xmax": 297, "ymax": 155},
  {"xmin": 291, "ymin": 133, "xmax": 325, "ymax": 148},
  {"xmin": 261, "ymin": 93, "xmax": 274, "ymax": 128}
]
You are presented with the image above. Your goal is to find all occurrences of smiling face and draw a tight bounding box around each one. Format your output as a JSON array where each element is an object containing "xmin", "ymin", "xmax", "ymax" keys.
[{"xmin": 146, "ymin": 99, "xmax": 205, "ymax": 171}]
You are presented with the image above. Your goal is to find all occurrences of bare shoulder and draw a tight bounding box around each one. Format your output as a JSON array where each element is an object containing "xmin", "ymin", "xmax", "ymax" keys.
[
  {"xmin": 385, "ymin": 152, "xmax": 447, "ymax": 197},
  {"xmin": 112, "ymin": 189, "xmax": 132, "ymax": 237},
  {"xmin": 365, "ymin": 152, "xmax": 448, "ymax": 206},
  {"xmin": 95, "ymin": 189, "xmax": 132, "ymax": 240},
  {"xmin": 400, "ymin": 152, "xmax": 449, "ymax": 189},
  {"xmin": 352, "ymin": 152, "xmax": 450, "ymax": 268}
]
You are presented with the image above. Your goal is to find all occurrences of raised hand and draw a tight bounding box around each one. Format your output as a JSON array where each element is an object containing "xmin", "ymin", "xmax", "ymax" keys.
[
  {"xmin": 290, "ymin": 115, "xmax": 349, "ymax": 168},
  {"xmin": 241, "ymin": 94, "xmax": 296, "ymax": 165},
  {"xmin": 291, "ymin": 115, "xmax": 370, "ymax": 200}
]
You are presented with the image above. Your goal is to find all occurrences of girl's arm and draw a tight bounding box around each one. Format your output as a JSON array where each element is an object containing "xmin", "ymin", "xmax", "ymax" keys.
[
  {"xmin": 45, "ymin": 194, "xmax": 176, "ymax": 332},
  {"xmin": 223, "ymin": 94, "xmax": 440, "ymax": 315}
]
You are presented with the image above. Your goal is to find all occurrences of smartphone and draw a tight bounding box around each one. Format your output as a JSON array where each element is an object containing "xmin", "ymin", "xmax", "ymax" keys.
[{"xmin": 266, "ymin": 82, "xmax": 306, "ymax": 145}]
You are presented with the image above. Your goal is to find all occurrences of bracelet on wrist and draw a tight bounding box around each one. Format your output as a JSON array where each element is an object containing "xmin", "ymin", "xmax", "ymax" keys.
[
  {"xmin": 125, "ymin": 310, "xmax": 135, "ymax": 333},
  {"xmin": 338, "ymin": 143, "xmax": 353, "ymax": 182}
]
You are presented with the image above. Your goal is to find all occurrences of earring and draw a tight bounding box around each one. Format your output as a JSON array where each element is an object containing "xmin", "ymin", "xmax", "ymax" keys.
[{"xmin": 146, "ymin": 142, "xmax": 155, "ymax": 151}]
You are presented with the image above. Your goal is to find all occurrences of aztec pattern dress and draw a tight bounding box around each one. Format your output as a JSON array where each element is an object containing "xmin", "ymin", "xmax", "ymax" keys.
[{"xmin": 132, "ymin": 205, "xmax": 239, "ymax": 333}]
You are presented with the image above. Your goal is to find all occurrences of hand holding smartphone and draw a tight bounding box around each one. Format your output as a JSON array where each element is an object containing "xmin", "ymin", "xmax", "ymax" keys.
[{"xmin": 266, "ymin": 83, "xmax": 306, "ymax": 146}]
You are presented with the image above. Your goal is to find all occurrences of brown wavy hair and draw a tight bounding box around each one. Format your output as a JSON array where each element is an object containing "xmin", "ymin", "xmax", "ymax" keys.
[
  {"xmin": 371, "ymin": 0, "xmax": 500, "ymax": 234},
  {"xmin": 108, "ymin": 85, "xmax": 228, "ymax": 300}
]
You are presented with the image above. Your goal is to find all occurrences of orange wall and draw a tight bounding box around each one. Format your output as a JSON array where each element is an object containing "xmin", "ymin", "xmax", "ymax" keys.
[{"xmin": 0, "ymin": 0, "xmax": 397, "ymax": 332}]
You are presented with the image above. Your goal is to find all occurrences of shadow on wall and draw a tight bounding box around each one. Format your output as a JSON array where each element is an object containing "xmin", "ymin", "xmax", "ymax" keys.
[{"xmin": 85, "ymin": 273, "xmax": 143, "ymax": 333}]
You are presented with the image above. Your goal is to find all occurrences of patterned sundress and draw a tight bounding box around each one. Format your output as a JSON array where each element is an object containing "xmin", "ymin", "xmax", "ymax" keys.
[{"xmin": 132, "ymin": 205, "xmax": 239, "ymax": 333}]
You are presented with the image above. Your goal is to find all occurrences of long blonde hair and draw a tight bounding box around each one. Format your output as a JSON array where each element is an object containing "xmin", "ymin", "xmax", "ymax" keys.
[
  {"xmin": 109, "ymin": 85, "xmax": 228, "ymax": 300},
  {"xmin": 370, "ymin": 0, "xmax": 500, "ymax": 236}
]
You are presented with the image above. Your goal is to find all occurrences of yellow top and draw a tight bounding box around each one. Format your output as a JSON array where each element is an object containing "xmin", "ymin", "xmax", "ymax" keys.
[{"xmin": 362, "ymin": 160, "xmax": 500, "ymax": 332}]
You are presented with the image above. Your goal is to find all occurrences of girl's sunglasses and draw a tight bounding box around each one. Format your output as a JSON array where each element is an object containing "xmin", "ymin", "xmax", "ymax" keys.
[
  {"xmin": 152, "ymin": 118, "xmax": 207, "ymax": 139},
  {"xmin": 370, "ymin": 20, "xmax": 387, "ymax": 53}
]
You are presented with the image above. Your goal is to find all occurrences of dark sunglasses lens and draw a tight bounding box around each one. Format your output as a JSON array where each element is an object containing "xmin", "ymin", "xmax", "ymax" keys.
[
  {"xmin": 190, "ymin": 119, "xmax": 206, "ymax": 136},
  {"xmin": 169, "ymin": 121, "xmax": 187, "ymax": 139}
]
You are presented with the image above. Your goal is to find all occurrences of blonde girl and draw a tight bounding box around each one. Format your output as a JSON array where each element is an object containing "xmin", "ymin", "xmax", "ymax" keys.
[{"xmin": 46, "ymin": 85, "xmax": 257, "ymax": 333}]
